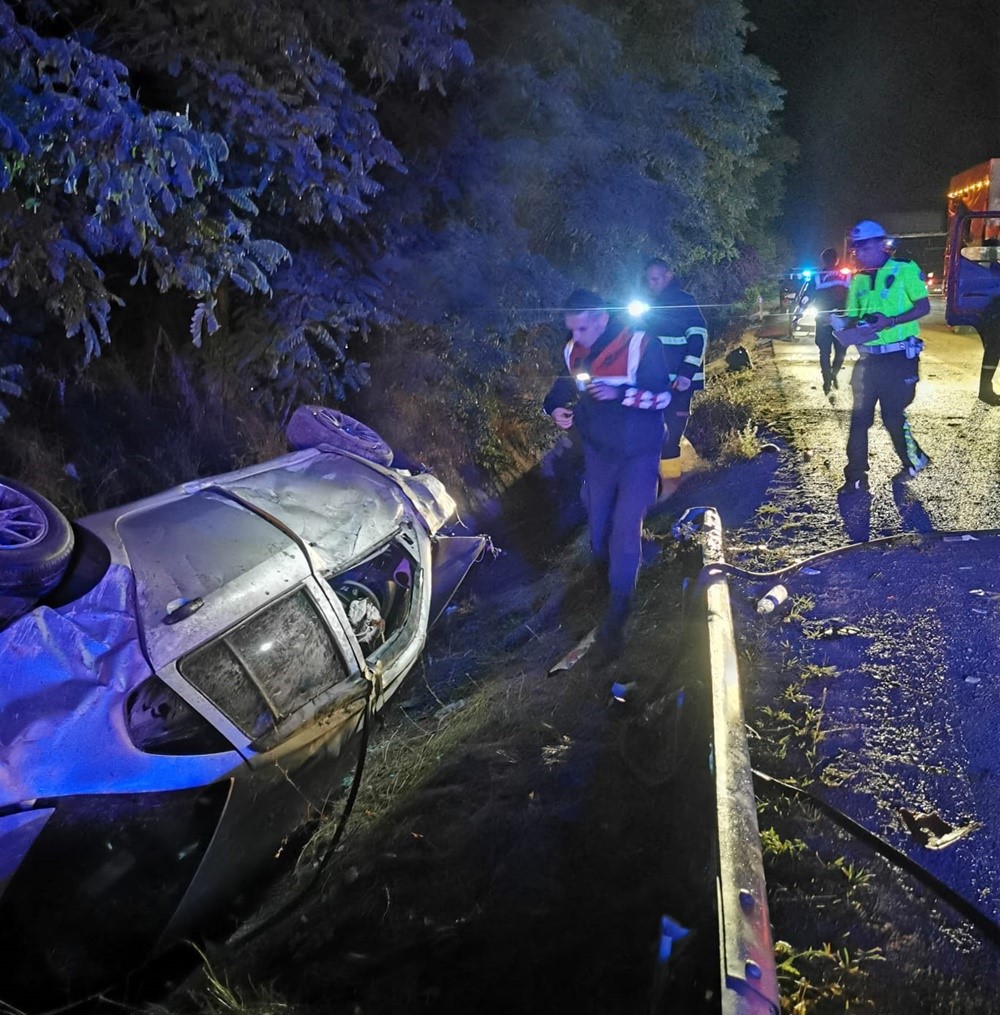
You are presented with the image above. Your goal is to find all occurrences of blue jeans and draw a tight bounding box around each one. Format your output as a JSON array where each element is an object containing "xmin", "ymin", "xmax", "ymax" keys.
[{"xmin": 583, "ymin": 446, "xmax": 660, "ymax": 595}]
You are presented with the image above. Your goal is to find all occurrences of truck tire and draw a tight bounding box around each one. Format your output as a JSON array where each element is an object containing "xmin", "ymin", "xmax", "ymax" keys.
[
  {"xmin": 286, "ymin": 406, "xmax": 394, "ymax": 466},
  {"xmin": 0, "ymin": 476, "xmax": 75, "ymax": 597}
]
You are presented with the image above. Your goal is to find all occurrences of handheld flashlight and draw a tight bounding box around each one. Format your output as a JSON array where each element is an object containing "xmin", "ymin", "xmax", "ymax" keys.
[{"xmin": 575, "ymin": 372, "xmax": 591, "ymax": 392}]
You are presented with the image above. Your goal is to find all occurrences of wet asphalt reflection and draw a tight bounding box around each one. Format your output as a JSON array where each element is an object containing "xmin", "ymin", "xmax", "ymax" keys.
[{"xmin": 766, "ymin": 303, "xmax": 1000, "ymax": 923}]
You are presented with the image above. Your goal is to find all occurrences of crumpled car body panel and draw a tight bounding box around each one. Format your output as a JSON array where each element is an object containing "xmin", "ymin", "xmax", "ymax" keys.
[{"xmin": 0, "ymin": 447, "xmax": 484, "ymax": 1007}]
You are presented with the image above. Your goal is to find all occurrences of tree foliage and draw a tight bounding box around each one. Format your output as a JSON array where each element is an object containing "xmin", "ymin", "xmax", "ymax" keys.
[
  {"xmin": 0, "ymin": 0, "xmax": 790, "ymax": 451},
  {"xmin": 0, "ymin": 0, "xmax": 470, "ymax": 416},
  {"xmin": 386, "ymin": 0, "xmax": 789, "ymax": 331}
]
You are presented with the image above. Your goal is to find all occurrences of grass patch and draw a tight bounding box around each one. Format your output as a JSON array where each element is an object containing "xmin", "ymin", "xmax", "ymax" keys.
[{"xmin": 687, "ymin": 364, "xmax": 771, "ymax": 462}]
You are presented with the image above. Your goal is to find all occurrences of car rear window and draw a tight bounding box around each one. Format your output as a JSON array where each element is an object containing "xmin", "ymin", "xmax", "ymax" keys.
[{"xmin": 178, "ymin": 587, "xmax": 350, "ymax": 741}]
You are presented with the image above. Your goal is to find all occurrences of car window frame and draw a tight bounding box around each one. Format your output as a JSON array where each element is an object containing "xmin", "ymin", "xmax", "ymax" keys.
[
  {"xmin": 160, "ymin": 576, "xmax": 367, "ymax": 759},
  {"xmin": 320, "ymin": 527, "xmax": 423, "ymax": 670}
]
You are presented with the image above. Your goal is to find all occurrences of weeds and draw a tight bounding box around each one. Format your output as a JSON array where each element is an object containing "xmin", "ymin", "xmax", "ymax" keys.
[
  {"xmin": 760, "ymin": 826, "xmax": 808, "ymax": 857},
  {"xmin": 786, "ymin": 594, "xmax": 815, "ymax": 623},
  {"xmin": 171, "ymin": 944, "xmax": 289, "ymax": 1015},
  {"xmin": 832, "ymin": 856, "xmax": 874, "ymax": 891},
  {"xmin": 775, "ymin": 939, "xmax": 885, "ymax": 1014},
  {"xmin": 687, "ymin": 367, "xmax": 770, "ymax": 461}
]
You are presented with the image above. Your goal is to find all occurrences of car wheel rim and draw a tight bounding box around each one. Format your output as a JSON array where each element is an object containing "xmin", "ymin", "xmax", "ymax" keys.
[{"xmin": 0, "ymin": 483, "xmax": 49, "ymax": 549}]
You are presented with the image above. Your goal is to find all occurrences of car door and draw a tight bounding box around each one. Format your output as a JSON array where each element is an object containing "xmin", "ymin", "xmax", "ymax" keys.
[{"xmin": 159, "ymin": 577, "xmax": 372, "ymax": 939}]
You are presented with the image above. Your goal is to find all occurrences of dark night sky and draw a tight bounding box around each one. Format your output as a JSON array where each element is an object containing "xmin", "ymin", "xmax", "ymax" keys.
[{"xmin": 744, "ymin": 0, "xmax": 1000, "ymax": 264}]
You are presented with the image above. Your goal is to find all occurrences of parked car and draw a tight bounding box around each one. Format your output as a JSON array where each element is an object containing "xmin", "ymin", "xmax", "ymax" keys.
[{"xmin": 0, "ymin": 407, "xmax": 486, "ymax": 1008}]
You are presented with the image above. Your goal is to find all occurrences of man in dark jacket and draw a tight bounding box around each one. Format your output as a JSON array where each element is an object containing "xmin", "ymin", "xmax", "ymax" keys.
[
  {"xmin": 544, "ymin": 289, "xmax": 673, "ymax": 659},
  {"xmin": 793, "ymin": 247, "xmax": 849, "ymax": 395},
  {"xmin": 638, "ymin": 258, "xmax": 708, "ymax": 482}
]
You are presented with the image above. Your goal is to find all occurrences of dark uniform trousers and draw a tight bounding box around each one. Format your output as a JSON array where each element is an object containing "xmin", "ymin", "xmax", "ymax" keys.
[
  {"xmin": 845, "ymin": 352, "xmax": 924, "ymax": 480},
  {"xmin": 816, "ymin": 323, "xmax": 846, "ymax": 390},
  {"xmin": 662, "ymin": 386, "xmax": 693, "ymax": 460},
  {"xmin": 583, "ymin": 444, "xmax": 660, "ymax": 595}
]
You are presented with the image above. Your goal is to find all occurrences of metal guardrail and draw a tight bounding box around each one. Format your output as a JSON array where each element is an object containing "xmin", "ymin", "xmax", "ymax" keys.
[{"xmin": 699, "ymin": 507, "xmax": 780, "ymax": 1014}]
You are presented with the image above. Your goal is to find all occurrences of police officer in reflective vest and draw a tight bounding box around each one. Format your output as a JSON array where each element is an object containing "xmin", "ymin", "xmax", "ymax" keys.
[
  {"xmin": 639, "ymin": 258, "xmax": 708, "ymax": 483},
  {"xmin": 834, "ymin": 220, "xmax": 931, "ymax": 493},
  {"xmin": 793, "ymin": 247, "xmax": 848, "ymax": 395},
  {"xmin": 543, "ymin": 289, "xmax": 673, "ymax": 660}
]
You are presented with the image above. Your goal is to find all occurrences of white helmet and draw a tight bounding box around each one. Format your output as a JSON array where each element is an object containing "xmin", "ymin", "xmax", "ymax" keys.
[{"xmin": 850, "ymin": 220, "xmax": 889, "ymax": 243}]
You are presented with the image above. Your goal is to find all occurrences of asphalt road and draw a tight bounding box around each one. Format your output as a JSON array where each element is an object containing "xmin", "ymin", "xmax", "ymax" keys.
[
  {"xmin": 755, "ymin": 306, "xmax": 1000, "ymax": 929},
  {"xmin": 774, "ymin": 297, "xmax": 1000, "ymax": 536}
]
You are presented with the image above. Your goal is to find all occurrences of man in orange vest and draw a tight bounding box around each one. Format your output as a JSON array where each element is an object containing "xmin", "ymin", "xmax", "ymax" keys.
[{"xmin": 543, "ymin": 289, "xmax": 673, "ymax": 660}]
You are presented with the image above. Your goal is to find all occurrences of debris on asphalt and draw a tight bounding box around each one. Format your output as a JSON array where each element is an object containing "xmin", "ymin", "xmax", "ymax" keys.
[
  {"xmin": 801, "ymin": 619, "xmax": 863, "ymax": 639},
  {"xmin": 898, "ymin": 809, "xmax": 980, "ymax": 850},
  {"xmin": 609, "ymin": 680, "xmax": 638, "ymax": 704},
  {"xmin": 756, "ymin": 583, "xmax": 788, "ymax": 615}
]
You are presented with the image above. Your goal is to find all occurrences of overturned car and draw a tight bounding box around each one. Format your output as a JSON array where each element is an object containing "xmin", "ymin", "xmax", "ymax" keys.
[{"xmin": 0, "ymin": 408, "xmax": 485, "ymax": 1007}]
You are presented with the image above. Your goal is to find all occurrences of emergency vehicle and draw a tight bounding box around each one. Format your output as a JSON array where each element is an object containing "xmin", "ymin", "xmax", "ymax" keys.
[{"xmin": 944, "ymin": 159, "xmax": 1000, "ymax": 328}]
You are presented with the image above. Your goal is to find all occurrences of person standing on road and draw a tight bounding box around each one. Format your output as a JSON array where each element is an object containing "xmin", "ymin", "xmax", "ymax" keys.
[
  {"xmin": 974, "ymin": 234, "xmax": 1000, "ymax": 405},
  {"xmin": 834, "ymin": 220, "xmax": 931, "ymax": 493},
  {"xmin": 793, "ymin": 247, "xmax": 848, "ymax": 396},
  {"xmin": 543, "ymin": 289, "xmax": 672, "ymax": 660},
  {"xmin": 638, "ymin": 258, "xmax": 708, "ymax": 485}
]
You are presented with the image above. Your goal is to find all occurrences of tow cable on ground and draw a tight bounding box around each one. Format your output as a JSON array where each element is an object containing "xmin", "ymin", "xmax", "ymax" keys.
[
  {"xmin": 671, "ymin": 505, "xmax": 1000, "ymax": 947},
  {"xmin": 751, "ymin": 769, "xmax": 1000, "ymax": 947}
]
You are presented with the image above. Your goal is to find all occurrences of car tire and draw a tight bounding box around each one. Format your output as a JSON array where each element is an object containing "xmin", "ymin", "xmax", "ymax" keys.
[
  {"xmin": 286, "ymin": 406, "xmax": 394, "ymax": 466},
  {"xmin": 0, "ymin": 476, "xmax": 75, "ymax": 597}
]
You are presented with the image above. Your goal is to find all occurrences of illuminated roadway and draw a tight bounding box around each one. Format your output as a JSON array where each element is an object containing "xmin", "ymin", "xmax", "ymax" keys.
[
  {"xmin": 763, "ymin": 299, "xmax": 1000, "ymax": 928},
  {"xmin": 769, "ymin": 296, "xmax": 1000, "ymax": 535}
]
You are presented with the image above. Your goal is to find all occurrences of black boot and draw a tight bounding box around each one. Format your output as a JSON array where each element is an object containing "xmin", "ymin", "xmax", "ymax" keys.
[{"xmin": 595, "ymin": 591, "xmax": 631, "ymax": 664}]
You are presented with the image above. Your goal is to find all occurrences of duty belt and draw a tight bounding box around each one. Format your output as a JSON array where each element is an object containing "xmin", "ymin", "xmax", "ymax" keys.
[{"xmin": 859, "ymin": 337, "xmax": 923, "ymax": 359}]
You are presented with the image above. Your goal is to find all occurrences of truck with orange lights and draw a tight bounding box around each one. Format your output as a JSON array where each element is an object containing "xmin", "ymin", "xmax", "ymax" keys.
[
  {"xmin": 944, "ymin": 160, "xmax": 1000, "ymax": 325},
  {"xmin": 944, "ymin": 159, "xmax": 1000, "ymax": 401}
]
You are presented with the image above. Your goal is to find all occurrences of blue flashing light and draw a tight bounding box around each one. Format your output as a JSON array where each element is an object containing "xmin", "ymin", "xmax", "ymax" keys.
[{"xmin": 801, "ymin": 269, "xmax": 813, "ymax": 281}]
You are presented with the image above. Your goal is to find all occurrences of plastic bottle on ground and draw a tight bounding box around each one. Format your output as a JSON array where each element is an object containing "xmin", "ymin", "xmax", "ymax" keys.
[{"xmin": 756, "ymin": 584, "xmax": 788, "ymax": 615}]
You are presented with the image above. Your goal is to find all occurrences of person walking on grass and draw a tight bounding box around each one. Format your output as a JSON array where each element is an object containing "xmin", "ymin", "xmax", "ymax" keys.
[{"xmin": 543, "ymin": 289, "xmax": 672, "ymax": 661}]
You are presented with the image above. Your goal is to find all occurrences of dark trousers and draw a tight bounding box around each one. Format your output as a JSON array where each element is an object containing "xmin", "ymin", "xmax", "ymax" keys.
[
  {"xmin": 816, "ymin": 325, "xmax": 846, "ymax": 390},
  {"xmin": 661, "ymin": 386, "xmax": 693, "ymax": 459},
  {"xmin": 583, "ymin": 446, "xmax": 659, "ymax": 595},
  {"xmin": 845, "ymin": 353, "xmax": 925, "ymax": 481},
  {"xmin": 979, "ymin": 320, "xmax": 1000, "ymax": 395}
]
